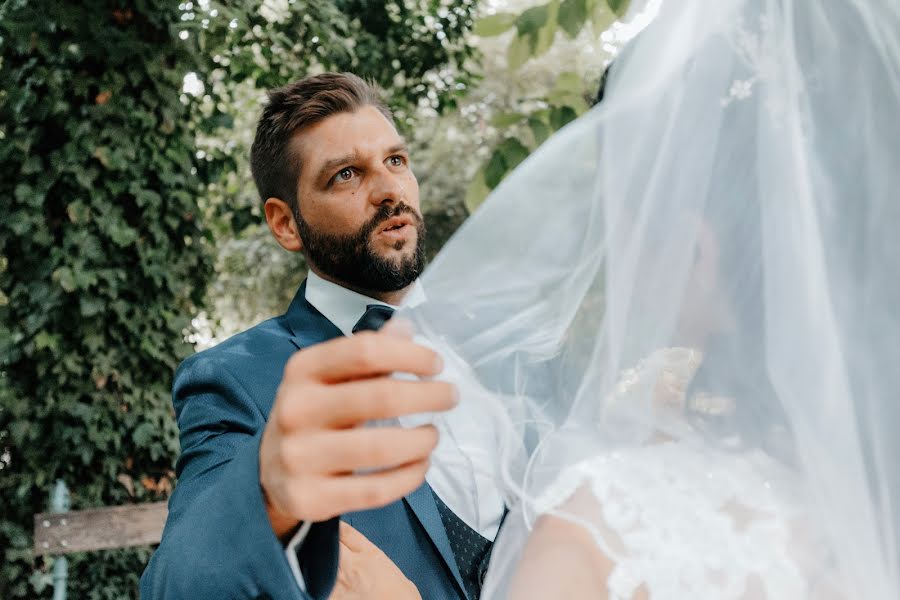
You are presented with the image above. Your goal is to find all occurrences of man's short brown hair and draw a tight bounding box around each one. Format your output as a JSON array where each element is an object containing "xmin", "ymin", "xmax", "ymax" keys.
[{"xmin": 250, "ymin": 72, "xmax": 394, "ymax": 208}]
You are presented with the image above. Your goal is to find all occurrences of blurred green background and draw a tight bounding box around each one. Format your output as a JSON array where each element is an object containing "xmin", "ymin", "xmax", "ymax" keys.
[{"xmin": 0, "ymin": 0, "xmax": 629, "ymax": 596}]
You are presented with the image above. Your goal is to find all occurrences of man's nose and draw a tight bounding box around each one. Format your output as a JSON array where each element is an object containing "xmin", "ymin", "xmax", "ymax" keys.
[{"xmin": 368, "ymin": 168, "xmax": 404, "ymax": 207}]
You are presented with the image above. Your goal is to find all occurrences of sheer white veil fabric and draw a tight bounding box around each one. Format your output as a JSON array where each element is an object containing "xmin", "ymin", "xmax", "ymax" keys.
[{"xmin": 404, "ymin": 0, "xmax": 900, "ymax": 596}]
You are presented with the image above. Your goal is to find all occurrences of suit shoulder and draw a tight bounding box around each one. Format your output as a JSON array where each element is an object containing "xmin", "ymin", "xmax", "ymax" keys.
[{"xmin": 176, "ymin": 315, "xmax": 293, "ymax": 379}]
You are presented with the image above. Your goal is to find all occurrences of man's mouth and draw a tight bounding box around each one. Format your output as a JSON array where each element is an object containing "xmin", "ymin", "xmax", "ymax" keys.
[{"xmin": 377, "ymin": 216, "xmax": 414, "ymax": 237}]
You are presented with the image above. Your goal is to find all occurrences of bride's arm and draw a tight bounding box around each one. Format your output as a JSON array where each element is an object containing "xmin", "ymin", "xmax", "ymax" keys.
[
  {"xmin": 509, "ymin": 484, "xmax": 648, "ymax": 600},
  {"xmin": 508, "ymin": 510, "xmax": 613, "ymax": 600}
]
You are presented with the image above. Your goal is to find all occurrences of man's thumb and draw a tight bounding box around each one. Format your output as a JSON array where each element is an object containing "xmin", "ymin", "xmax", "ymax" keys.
[{"xmin": 339, "ymin": 521, "xmax": 374, "ymax": 553}]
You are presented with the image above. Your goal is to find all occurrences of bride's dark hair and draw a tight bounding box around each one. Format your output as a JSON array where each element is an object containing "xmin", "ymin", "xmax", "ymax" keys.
[
  {"xmin": 594, "ymin": 61, "xmax": 614, "ymax": 106},
  {"xmin": 680, "ymin": 49, "xmax": 796, "ymax": 466}
]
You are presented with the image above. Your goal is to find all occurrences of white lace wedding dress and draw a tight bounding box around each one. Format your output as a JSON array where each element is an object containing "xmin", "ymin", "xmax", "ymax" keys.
[
  {"xmin": 529, "ymin": 443, "xmax": 825, "ymax": 599},
  {"xmin": 485, "ymin": 349, "xmax": 839, "ymax": 600}
]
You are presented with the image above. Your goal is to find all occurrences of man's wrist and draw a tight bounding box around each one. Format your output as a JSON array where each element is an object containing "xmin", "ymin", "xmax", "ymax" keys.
[{"xmin": 262, "ymin": 487, "xmax": 302, "ymax": 543}]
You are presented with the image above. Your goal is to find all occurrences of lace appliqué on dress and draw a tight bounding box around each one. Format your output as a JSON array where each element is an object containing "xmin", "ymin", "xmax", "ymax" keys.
[{"xmin": 535, "ymin": 443, "xmax": 807, "ymax": 600}]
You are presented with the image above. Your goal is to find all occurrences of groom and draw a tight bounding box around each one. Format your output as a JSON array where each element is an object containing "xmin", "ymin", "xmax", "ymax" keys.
[{"xmin": 141, "ymin": 72, "xmax": 505, "ymax": 600}]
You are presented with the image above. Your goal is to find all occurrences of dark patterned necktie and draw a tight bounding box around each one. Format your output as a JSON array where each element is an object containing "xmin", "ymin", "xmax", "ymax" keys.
[
  {"xmin": 352, "ymin": 304, "xmax": 395, "ymax": 333},
  {"xmin": 431, "ymin": 489, "xmax": 493, "ymax": 600}
]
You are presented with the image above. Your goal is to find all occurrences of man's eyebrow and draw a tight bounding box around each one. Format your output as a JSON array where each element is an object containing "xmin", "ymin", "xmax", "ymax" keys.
[
  {"xmin": 315, "ymin": 152, "xmax": 359, "ymax": 182},
  {"xmin": 386, "ymin": 143, "xmax": 409, "ymax": 155},
  {"xmin": 315, "ymin": 144, "xmax": 408, "ymax": 183}
]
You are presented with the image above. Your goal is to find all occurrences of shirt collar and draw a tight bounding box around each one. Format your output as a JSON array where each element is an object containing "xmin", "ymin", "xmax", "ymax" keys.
[{"xmin": 303, "ymin": 270, "xmax": 426, "ymax": 336}]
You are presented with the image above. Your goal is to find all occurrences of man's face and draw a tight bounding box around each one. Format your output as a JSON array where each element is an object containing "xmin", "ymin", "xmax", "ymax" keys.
[{"xmin": 293, "ymin": 105, "xmax": 426, "ymax": 293}]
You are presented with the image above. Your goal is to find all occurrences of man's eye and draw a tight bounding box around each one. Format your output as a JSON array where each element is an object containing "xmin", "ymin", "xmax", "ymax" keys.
[
  {"xmin": 389, "ymin": 156, "xmax": 404, "ymax": 167},
  {"xmin": 337, "ymin": 168, "xmax": 353, "ymax": 182}
]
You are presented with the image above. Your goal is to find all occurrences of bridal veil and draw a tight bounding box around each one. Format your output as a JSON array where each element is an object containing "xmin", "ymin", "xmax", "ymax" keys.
[{"xmin": 404, "ymin": 0, "xmax": 900, "ymax": 596}]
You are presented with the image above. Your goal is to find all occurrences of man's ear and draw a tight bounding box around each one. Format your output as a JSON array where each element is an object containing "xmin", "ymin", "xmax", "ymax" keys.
[{"xmin": 264, "ymin": 197, "xmax": 303, "ymax": 252}]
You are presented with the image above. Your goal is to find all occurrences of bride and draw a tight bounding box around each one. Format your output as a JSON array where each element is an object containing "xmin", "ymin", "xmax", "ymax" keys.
[{"xmin": 404, "ymin": 0, "xmax": 900, "ymax": 597}]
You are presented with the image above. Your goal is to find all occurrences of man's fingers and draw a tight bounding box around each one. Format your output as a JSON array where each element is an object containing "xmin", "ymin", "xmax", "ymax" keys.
[
  {"xmin": 339, "ymin": 521, "xmax": 379, "ymax": 554},
  {"xmin": 285, "ymin": 332, "xmax": 443, "ymax": 384},
  {"xmin": 338, "ymin": 525, "xmax": 358, "ymax": 558},
  {"xmin": 285, "ymin": 425, "xmax": 439, "ymax": 473},
  {"xmin": 319, "ymin": 458, "xmax": 431, "ymax": 516},
  {"xmin": 277, "ymin": 379, "xmax": 457, "ymax": 430},
  {"xmin": 325, "ymin": 379, "xmax": 456, "ymax": 428},
  {"xmin": 380, "ymin": 317, "xmax": 414, "ymax": 338}
]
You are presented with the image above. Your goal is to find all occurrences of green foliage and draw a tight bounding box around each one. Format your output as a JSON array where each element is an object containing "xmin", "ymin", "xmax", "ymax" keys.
[
  {"xmin": 0, "ymin": 2, "xmax": 210, "ymax": 597},
  {"xmin": 607, "ymin": 0, "xmax": 629, "ymax": 16},
  {"xmin": 466, "ymin": 0, "xmax": 628, "ymax": 209},
  {"xmin": 0, "ymin": 0, "xmax": 479, "ymax": 597},
  {"xmin": 189, "ymin": 0, "xmax": 479, "ymax": 124},
  {"xmin": 486, "ymin": 0, "xmax": 625, "ymax": 71},
  {"xmin": 484, "ymin": 137, "xmax": 530, "ymax": 188},
  {"xmin": 473, "ymin": 12, "xmax": 517, "ymax": 36},
  {"xmin": 558, "ymin": 0, "xmax": 590, "ymax": 39}
]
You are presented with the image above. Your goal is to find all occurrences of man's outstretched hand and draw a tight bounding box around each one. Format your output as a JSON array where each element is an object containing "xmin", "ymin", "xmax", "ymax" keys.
[
  {"xmin": 328, "ymin": 522, "xmax": 422, "ymax": 600},
  {"xmin": 259, "ymin": 327, "xmax": 456, "ymax": 538}
]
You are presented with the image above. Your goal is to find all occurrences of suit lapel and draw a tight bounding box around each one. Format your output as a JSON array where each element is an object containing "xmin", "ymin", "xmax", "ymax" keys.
[
  {"xmin": 404, "ymin": 482, "xmax": 467, "ymax": 598},
  {"xmin": 283, "ymin": 280, "xmax": 344, "ymax": 350}
]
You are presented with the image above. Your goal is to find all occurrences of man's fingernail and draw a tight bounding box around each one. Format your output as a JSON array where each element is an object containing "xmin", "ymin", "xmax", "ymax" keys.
[{"xmin": 433, "ymin": 353, "xmax": 444, "ymax": 373}]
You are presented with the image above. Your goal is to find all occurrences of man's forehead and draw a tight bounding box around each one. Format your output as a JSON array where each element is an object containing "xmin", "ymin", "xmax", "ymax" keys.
[{"xmin": 293, "ymin": 106, "xmax": 404, "ymax": 168}]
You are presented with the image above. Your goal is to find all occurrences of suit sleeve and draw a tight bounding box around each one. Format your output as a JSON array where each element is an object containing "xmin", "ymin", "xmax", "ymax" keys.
[{"xmin": 140, "ymin": 353, "xmax": 340, "ymax": 600}]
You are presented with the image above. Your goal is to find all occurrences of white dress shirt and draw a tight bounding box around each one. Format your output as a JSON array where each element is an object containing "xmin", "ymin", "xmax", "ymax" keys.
[{"xmin": 285, "ymin": 271, "xmax": 506, "ymax": 590}]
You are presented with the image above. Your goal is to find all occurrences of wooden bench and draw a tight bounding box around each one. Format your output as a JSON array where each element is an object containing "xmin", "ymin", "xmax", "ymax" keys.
[
  {"xmin": 34, "ymin": 501, "xmax": 168, "ymax": 556},
  {"xmin": 33, "ymin": 480, "xmax": 168, "ymax": 599}
]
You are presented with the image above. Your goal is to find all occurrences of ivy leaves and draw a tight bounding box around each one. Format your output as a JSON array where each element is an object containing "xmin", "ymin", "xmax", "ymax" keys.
[
  {"xmin": 465, "ymin": 0, "xmax": 628, "ymax": 211},
  {"xmin": 478, "ymin": 0, "xmax": 627, "ymax": 43},
  {"xmin": 0, "ymin": 2, "xmax": 210, "ymax": 597}
]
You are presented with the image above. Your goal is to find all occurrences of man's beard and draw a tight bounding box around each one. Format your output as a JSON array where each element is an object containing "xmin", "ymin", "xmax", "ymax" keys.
[{"xmin": 293, "ymin": 202, "xmax": 427, "ymax": 293}]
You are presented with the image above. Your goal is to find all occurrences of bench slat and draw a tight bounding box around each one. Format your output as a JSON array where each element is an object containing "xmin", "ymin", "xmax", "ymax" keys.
[{"xmin": 33, "ymin": 501, "xmax": 168, "ymax": 556}]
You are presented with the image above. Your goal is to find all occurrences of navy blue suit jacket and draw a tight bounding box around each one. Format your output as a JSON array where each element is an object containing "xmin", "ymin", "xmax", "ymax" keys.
[{"xmin": 141, "ymin": 281, "xmax": 469, "ymax": 600}]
